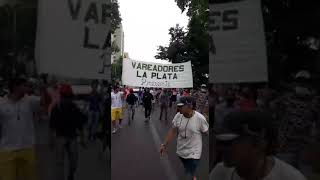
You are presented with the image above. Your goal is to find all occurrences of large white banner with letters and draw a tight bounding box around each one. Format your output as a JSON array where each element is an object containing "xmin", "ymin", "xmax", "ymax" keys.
[
  {"xmin": 209, "ymin": 0, "xmax": 268, "ymax": 83},
  {"xmin": 122, "ymin": 59, "xmax": 193, "ymax": 88},
  {"xmin": 35, "ymin": 0, "xmax": 111, "ymax": 80}
]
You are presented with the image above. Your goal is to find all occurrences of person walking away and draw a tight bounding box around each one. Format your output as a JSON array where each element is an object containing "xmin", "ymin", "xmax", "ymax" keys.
[
  {"xmin": 126, "ymin": 88, "xmax": 138, "ymax": 125},
  {"xmin": 111, "ymin": 87, "xmax": 123, "ymax": 133},
  {"xmin": 210, "ymin": 111, "xmax": 307, "ymax": 180},
  {"xmin": 171, "ymin": 89, "xmax": 177, "ymax": 107},
  {"xmin": 0, "ymin": 77, "xmax": 44, "ymax": 180},
  {"xmin": 50, "ymin": 84, "xmax": 86, "ymax": 180},
  {"xmin": 86, "ymin": 81, "xmax": 102, "ymax": 142},
  {"xmin": 143, "ymin": 88, "xmax": 154, "ymax": 122},
  {"xmin": 159, "ymin": 89, "xmax": 170, "ymax": 123},
  {"xmin": 160, "ymin": 96, "xmax": 209, "ymax": 180}
]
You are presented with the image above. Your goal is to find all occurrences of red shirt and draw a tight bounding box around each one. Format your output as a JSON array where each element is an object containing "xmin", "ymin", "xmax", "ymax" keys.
[
  {"xmin": 239, "ymin": 98, "xmax": 256, "ymax": 112},
  {"xmin": 183, "ymin": 91, "xmax": 190, "ymax": 96}
]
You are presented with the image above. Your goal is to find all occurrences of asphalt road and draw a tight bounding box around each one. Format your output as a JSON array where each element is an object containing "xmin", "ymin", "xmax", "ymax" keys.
[
  {"xmin": 111, "ymin": 104, "xmax": 209, "ymax": 180},
  {"xmin": 34, "ymin": 118, "xmax": 110, "ymax": 180}
]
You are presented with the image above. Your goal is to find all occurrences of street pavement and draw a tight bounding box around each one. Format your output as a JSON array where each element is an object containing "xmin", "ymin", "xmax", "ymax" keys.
[
  {"xmin": 34, "ymin": 118, "xmax": 110, "ymax": 180},
  {"xmin": 111, "ymin": 104, "xmax": 209, "ymax": 180}
]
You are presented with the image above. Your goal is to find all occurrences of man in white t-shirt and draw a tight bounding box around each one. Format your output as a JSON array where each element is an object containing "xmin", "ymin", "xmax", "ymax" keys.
[
  {"xmin": 0, "ymin": 77, "xmax": 42, "ymax": 180},
  {"xmin": 210, "ymin": 110, "xmax": 307, "ymax": 180},
  {"xmin": 111, "ymin": 86, "xmax": 124, "ymax": 134},
  {"xmin": 160, "ymin": 96, "xmax": 209, "ymax": 180}
]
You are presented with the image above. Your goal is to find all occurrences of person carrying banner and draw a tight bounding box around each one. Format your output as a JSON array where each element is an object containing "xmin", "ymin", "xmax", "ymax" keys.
[
  {"xmin": 111, "ymin": 86, "xmax": 124, "ymax": 133},
  {"xmin": 160, "ymin": 96, "xmax": 209, "ymax": 180},
  {"xmin": 126, "ymin": 88, "xmax": 138, "ymax": 126},
  {"xmin": 142, "ymin": 88, "xmax": 154, "ymax": 122}
]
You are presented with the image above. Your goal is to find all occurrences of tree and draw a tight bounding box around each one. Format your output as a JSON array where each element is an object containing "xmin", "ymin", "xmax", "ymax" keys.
[
  {"xmin": 111, "ymin": 55, "xmax": 123, "ymax": 83},
  {"xmin": 260, "ymin": 0, "xmax": 320, "ymax": 84},
  {"xmin": 111, "ymin": 0, "xmax": 122, "ymax": 34},
  {"xmin": 155, "ymin": 0, "xmax": 209, "ymax": 87},
  {"xmin": 155, "ymin": 24, "xmax": 188, "ymax": 63}
]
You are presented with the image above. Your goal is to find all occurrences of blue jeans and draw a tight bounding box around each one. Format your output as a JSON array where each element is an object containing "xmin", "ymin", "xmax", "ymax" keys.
[
  {"xmin": 179, "ymin": 157, "xmax": 200, "ymax": 178},
  {"xmin": 88, "ymin": 111, "xmax": 100, "ymax": 140}
]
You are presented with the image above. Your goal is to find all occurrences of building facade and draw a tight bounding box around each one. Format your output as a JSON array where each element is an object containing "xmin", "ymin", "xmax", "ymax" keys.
[{"xmin": 111, "ymin": 23, "xmax": 124, "ymax": 64}]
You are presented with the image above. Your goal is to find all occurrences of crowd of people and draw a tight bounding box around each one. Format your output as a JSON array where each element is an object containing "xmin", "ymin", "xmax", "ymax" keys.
[
  {"xmin": 110, "ymin": 85, "xmax": 209, "ymax": 133},
  {"xmin": 209, "ymin": 71, "xmax": 320, "ymax": 180},
  {"xmin": 0, "ymin": 76, "xmax": 111, "ymax": 180},
  {"xmin": 3, "ymin": 72, "xmax": 319, "ymax": 180},
  {"xmin": 110, "ymin": 85, "xmax": 210, "ymax": 180}
]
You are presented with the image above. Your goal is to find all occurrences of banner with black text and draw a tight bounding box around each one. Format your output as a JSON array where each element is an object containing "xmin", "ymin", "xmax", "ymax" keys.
[
  {"xmin": 35, "ymin": 0, "xmax": 111, "ymax": 79},
  {"xmin": 122, "ymin": 59, "xmax": 193, "ymax": 88},
  {"xmin": 209, "ymin": 0, "xmax": 268, "ymax": 83}
]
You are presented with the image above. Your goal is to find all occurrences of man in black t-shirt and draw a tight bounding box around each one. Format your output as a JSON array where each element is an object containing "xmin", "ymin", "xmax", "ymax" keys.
[
  {"xmin": 50, "ymin": 84, "xmax": 86, "ymax": 180},
  {"xmin": 126, "ymin": 88, "xmax": 138, "ymax": 125},
  {"xmin": 143, "ymin": 88, "xmax": 154, "ymax": 122}
]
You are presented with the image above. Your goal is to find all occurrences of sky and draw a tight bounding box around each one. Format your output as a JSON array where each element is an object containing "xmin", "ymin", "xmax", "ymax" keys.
[{"xmin": 118, "ymin": 0, "xmax": 189, "ymax": 64}]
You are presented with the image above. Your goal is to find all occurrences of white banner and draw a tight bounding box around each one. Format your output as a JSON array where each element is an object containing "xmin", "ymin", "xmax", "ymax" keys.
[
  {"xmin": 122, "ymin": 59, "xmax": 193, "ymax": 88},
  {"xmin": 209, "ymin": 0, "xmax": 268, "ymax": 83},
  {"xmin": 35, "ymin": 0, "xmax": 111, "ymax": 80}
]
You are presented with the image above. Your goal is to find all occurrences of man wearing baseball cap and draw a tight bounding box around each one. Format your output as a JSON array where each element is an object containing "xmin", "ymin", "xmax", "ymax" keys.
[
  {"xmin": 210, "ymin": 111, "xmax": 307, "ymax": 180},
  {"xmin": 160, "ymin": 96, "xmax": 209, "ymax": 180}
]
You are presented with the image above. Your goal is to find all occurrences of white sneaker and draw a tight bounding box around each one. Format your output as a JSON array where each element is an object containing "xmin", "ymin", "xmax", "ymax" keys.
[
  {"xmin": 118, "ymin": 124, "xmax": 123, "ymax": 129},
  {"xmin": 112, "ymin": 128, "xmax": 117, "ymax": 134}
]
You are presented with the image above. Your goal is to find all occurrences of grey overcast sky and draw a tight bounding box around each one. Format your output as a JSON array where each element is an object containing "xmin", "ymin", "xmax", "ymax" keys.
[{"xmin": 118, "ymin": 0, "xmax": 189, "ymax": 64}]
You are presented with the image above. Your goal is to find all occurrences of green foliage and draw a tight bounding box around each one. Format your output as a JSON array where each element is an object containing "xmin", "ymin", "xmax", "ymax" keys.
[
  {"xmin": 261, "ymin": 0, "xmax": 320, "ymax": 83},
  {"xmin": 111, "ymin": 55, "xmax": 123, "ymax": 82},
  {"xmin": 156, "ymin": 0, "xmax": 209, "ymax": 87},
  {"xmin": 111, "ymin": 0, "xmax": 122, "ymax": 34}
]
